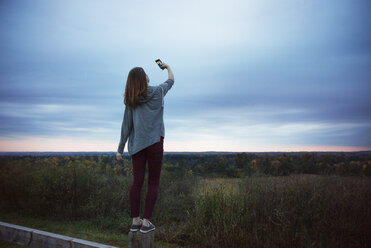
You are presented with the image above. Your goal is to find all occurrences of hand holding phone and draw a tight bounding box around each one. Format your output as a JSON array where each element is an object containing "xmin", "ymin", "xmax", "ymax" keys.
[
  {"xmin": 156, "ymin": 59, "xmax": 174, "ymax": 81},
  {"xmin": 155, "ymin": 59, "xmax": 165, "ymax": 70}
]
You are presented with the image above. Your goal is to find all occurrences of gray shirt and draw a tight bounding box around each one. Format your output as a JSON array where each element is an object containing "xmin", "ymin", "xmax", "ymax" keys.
[{"xmin": 117, "ymin": 78, "xmax": 174, "ymax": 156}]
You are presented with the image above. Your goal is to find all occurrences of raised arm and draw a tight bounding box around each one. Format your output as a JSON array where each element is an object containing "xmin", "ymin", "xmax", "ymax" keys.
[
  {"xmin": 162, "ymin": 63, "xmax": 174, "ymax": 82},
  {"xmin": 158, "ymin": 63, "xmax": 175, "ymax": 97}
]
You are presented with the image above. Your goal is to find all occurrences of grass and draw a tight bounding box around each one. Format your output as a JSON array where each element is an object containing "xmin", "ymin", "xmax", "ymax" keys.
[
  {"xmin": 1, "ymin": 173, "xmax": 370, "ymax": 247},
  {"xmin": 0, "ymin": 211, "xmax": 188, "ymax": 248},
  {"xmin": 193, "ymin": 177, "xmax": 240, "ymax": 196},
  {"xmin": 186, "ymin": 174, "xmax": 371, "ymax": 248}
]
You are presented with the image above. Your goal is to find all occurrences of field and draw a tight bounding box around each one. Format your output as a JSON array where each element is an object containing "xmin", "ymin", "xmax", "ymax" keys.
[
  {"xmin": 1, "ymin": 153, "xmax": 370, "ymax": 247},
  {"xmin": 185, "ymin": 175, "xmax": 371, "ymax": 247}
]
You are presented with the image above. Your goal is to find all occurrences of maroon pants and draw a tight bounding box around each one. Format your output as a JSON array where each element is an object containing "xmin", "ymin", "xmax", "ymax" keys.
[{"xmin": 130, "ymin": 136, "xmax": 164, "ymax": 219}]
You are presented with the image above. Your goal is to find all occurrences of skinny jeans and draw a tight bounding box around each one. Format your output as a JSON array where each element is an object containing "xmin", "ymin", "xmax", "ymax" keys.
[{"xmin": 130, "ymin": 136, "xmax": 164, "ymax": 219}]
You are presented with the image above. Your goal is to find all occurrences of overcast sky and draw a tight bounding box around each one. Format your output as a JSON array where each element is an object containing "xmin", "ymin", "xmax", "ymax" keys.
[{"xmin": 1, "ymin": 0, "xmax": 370, "ymax": 152}]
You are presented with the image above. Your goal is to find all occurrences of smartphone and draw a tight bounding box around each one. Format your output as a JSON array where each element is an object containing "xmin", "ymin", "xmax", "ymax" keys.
[{"xmin": 155, "ymin": 59, "xmax": 164, "ymax": 70}]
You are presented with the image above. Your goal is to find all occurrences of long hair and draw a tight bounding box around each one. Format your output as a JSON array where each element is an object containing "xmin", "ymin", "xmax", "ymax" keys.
[{"xmin": 124, "ymin": 67, "xmax": 148, "ymax": 109}]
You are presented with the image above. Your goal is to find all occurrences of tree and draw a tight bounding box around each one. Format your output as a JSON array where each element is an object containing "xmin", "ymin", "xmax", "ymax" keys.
[
  {"xmin": 235, "ymin": 152, "xmax": 250, "ymax": 169},
  {"xmin": 256, "ymin": 154, "xmax": 272, "ymax": 175}
]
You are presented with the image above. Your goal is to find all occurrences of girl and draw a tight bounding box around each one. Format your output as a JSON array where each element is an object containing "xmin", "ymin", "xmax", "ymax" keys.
[{"xmin": 116, "ymin": 62, "xmax": 174, "ymax": 234}]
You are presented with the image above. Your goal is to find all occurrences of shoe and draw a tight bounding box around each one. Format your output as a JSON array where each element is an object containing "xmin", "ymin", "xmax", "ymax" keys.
[
  {"xmin": 130, "ymin": 218, "xmax": 143, "ymax": 232},
  {"xmin": 139, "ymin": 220, "xmax": 155, "ymax": 233}
]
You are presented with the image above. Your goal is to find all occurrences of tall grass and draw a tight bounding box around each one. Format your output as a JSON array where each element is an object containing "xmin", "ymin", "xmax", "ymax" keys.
[{"xmin": 185, "ymin": 174, "xmax": 371, "ymax": 248}]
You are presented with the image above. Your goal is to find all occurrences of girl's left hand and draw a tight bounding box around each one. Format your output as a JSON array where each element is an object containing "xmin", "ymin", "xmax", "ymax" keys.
[{"xmin": 116, "ymin": 152, "xmax": 124, "ymax": 162}]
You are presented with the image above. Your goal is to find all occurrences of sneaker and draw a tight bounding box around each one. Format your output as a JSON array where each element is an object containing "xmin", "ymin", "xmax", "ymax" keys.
[
  {"xmin": 130, "ymin": 218, "xmax": 143, "ymax": 232},
  {"xmin": 139, "ymin": 220, "xmax": 155, "ymax": 233}
]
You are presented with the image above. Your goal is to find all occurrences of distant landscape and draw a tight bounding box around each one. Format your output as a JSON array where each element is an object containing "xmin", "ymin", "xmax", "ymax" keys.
[{"xmin": 2, "ymin": 151, "xmax": 371, "ymax": 156}]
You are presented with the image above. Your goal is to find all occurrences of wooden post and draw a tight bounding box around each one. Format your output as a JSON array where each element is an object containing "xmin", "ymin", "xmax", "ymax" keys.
[{"xmin": 128, "ymin": 231, "xmax": 154, "ymax": 248}]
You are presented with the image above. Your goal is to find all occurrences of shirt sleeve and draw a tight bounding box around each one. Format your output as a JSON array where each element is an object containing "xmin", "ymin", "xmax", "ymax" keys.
[
  {"xmin": 117, "ymin": 106, "xmax": 133, "ymax": 154},
  {"xmin": 158, "ymin": 78, "xmax": 174, "ymax": 97}
]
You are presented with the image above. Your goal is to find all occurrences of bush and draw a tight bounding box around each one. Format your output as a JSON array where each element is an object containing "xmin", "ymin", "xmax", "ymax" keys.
[{"xmin": 0, "ymin": 157, "xmax": 132, "ymax": 220}]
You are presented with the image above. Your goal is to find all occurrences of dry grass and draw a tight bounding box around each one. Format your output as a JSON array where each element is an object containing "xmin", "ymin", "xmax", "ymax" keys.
[{"xmin": 184, "ymin": 174, "xmax": 371, "ymax": 248}]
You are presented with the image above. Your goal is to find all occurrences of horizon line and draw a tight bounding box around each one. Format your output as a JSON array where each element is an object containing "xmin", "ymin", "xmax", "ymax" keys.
[{"xmin": 1, "ymin": 150, "xmax": 371, "ymax": 153}]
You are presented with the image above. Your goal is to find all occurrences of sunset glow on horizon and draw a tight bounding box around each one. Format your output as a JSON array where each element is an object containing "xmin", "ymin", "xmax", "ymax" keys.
[{"xmin": 0, "ymin": 136, "xmax": 370, "ymax": 153}]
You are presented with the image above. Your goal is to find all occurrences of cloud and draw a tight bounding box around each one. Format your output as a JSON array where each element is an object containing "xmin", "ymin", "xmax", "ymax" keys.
[
  {"xmin": 166, "ymin": 105, "xmax": 371, "ymax": 148},
  {"xmin": 0, "ymin": 0, "xmax": 370, "ymax": 151}
]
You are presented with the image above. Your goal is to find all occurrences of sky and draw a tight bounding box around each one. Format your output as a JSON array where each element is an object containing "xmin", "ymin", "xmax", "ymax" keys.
[{"xmin": 0, "ymin": 0, "xmax": 370, "ymax": 152}]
